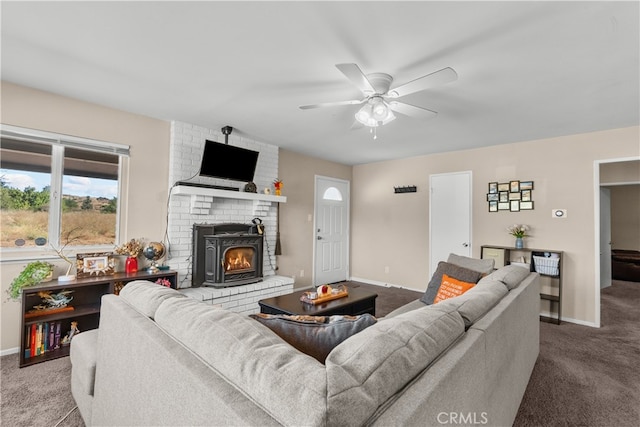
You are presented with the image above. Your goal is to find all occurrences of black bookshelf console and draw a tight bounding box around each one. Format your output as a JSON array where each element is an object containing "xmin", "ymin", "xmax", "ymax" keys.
[{"xmin": 19, "ymin": 270, "xmax": 178, "ymax": 367}]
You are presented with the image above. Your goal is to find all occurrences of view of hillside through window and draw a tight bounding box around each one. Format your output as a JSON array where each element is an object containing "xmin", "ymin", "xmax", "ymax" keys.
[{"xmin": 0, "ymin": 138, "xmax": 120, "ymax": 248}]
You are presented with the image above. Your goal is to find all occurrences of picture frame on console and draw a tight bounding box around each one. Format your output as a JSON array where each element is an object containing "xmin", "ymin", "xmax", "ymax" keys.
[{"xmin": 76, "ymin": 252, "xmax": 115, "ymax": 278}]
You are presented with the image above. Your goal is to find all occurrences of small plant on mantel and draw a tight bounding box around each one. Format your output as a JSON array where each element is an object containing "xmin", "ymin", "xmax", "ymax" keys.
[{"xmin": 273, "ymin": 178, "xmax": 283, "ymax": 196}]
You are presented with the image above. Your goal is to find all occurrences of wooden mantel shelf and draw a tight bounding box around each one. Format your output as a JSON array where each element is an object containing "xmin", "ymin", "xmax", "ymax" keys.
[{"xmin": 173, "ymin": 185, "xmax": 286, "ymax": 203}]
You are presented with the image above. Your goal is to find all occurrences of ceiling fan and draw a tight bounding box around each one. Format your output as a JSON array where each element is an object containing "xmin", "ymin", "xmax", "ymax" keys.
[{"xmin": 299, "ymin": 63, "xmax": 457, "ymax": 137}]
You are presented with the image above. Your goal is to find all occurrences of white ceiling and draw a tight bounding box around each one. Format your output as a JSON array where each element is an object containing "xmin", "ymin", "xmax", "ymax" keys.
[{"xmin": 2, "ymin": 1, "xmax": 638, "ymax": 165}]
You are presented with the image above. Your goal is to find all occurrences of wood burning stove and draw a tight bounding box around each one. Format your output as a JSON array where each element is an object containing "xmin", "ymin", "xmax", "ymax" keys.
[{"xmin": 192, "ymin": 223, "xmax": 263, "ymax": 288}]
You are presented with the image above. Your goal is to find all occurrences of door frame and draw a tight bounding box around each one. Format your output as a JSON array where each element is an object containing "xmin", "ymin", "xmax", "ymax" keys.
[
  {"xmin": 593, "ymin": 156, "xmax": 640, "ymax": 328},
  {"xmin": 312, "ymin": 175, "xmax": 350, "ymax": 286},
  {"xmin": 599, "ymin": 187, "xmax": 612, "ymax": 290}
]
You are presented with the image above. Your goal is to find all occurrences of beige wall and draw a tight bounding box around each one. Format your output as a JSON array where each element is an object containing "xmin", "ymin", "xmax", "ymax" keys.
[
  {"xmin": 602, "ymin": 160, "xmax": 640, "ymax": 251},
  {"xmin": 351, "ymin": 126, "xmax": 640, "ymax": 326},
  {"xmin": 609, "ymin": 184, "xmax": 640, "ymax": 250},
  {"xmin": 601, "ymin": 160, "xmax": 640, "ymax": 183},
  {"xmin": 276, "ymin": 149, "xmax": 352, "ymax": 288},
  {"xmin": 1, "ymin": 82, "xmax": 170, "ymax": 352}
]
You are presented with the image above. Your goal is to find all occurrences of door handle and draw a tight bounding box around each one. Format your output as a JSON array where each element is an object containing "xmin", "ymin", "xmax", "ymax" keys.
[
  {"xmin": 317, "ymin": 236, "xmax": 323, "ymax": 240},
  {"xmin": 462, "ymin": 243, "xmax": 469, "ymax": 247}
]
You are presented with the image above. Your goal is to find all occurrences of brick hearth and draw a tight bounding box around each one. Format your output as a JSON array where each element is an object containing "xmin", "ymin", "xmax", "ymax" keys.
[{"xmin": 180, "ymin": 275, "xmax": 294, "ymax": 314}]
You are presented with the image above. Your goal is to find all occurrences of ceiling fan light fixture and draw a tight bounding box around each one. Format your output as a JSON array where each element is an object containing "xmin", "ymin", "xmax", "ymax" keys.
[
  {"xmin": 355, "ymin": 103, "xmax": 374, "ymax": 124},
  {"xmin": 356, "ymin": 97, "xmax": 396, "ymax": 127},
  {"xmin": 371, "ymin": 97, "xmax": 388, "ymax": 120}
]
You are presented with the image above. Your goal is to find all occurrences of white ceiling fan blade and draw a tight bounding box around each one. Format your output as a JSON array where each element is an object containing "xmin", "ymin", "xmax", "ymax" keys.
[
  {"xmin": 389, "ymin": 101, "xmax": 437, "ymax": 119},
  {"xmin": 336, "ymin": 63, "xmax": 376, "ymax": 95},
  {"xmin": 299, "ymin": 99, "xmax": 365, "ymax": 110},
  {"xmin": 388, "ymin": 67, "xmax": 458, "ymax": 98},
  {"xmin": 349, "ymin": 120, "xmax": 364, "ymax": 130}
]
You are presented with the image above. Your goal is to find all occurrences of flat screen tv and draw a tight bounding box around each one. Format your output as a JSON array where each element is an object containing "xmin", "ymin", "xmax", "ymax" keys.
[{"xmin": 199, "ymin": 140, "xmax": 259, "ymax": 182}]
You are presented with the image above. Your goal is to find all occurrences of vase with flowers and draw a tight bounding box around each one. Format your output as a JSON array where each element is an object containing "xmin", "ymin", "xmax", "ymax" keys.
[
  {"xmin": 273, "ymin": 179, "xmax": 283, "ymax": 196},
  {"xmin": 115, "ymin": 238, "xmax": 144, "ymax": 273},
  {"xmin": 507, "ymin": 224, "xmax": 530, "ymax": 249}
]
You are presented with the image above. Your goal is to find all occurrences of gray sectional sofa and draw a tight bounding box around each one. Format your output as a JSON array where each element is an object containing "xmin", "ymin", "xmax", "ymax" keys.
[{"xmin": 71, "ymin": 262, "xmax": 539, "ymax": 426}]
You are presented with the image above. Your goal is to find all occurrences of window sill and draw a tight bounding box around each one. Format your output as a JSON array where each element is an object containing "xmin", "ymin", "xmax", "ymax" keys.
[{"xmin": 0, "ymin": 245, "xmax": 115, "ymax": 264}]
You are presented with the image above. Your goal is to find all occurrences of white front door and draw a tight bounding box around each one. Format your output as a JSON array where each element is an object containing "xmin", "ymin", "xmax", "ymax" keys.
[
  {"xmin": 429, "ymin": 171, "xmax": 472, "ymax": 276},
  {"xmin": 600, "ymin": 187, "xmax": 612, "ymax": 289},
  {"xmin": 314, "ymin": 176, "xmax": 349, "ymax": 285}
]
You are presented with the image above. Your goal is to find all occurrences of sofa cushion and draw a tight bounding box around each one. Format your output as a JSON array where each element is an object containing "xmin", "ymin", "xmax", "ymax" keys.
[
  {"xmin": 119, "ymin": 280, "xmax": 185, "ymax": 319},
  {"xmin": 483, "ymin": 264, "xmax": 531, "ymax": 290},
  {"xmin": 447, "ymin": 253, "xmax": 495, "ymax": 275},
  {"xmin": 434, "ymin": 274, "xmax": 476, "ymax": 303},
  {"xmin": 154, "ymin": 297, "xmax": 327, "ymax": 427},
  {"xmin": 70, "ymin": 329, "xmax": 99, "ymax": 396},
  {"xmin": 249, "ymin": 313, "xmax": 376, "ymax": 363},
  {"xmin": 383, "ymin": 299, "xmax": 426, "ymax": 319},
  {"xmin": 436, "ymin": 278, "xmax": 509, "ymax": 327},
  {"xmin": 325, "ymin": 305, "xmax": 465, "ymax": 426},
  {"xmin": 421, "ymin": 261, "xmax": 483, "ymax": 305}
]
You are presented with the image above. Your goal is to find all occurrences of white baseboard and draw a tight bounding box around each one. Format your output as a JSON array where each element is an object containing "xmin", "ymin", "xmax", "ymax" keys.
[
  {"xmin": 539, "ymin": 311, "xmax": 599, "ymax": 328},
  {"xmin": 348, "ymin": 277, "xmax": 424, "ymax": 293},
  {"xmin": 1, "ymin": 347, "xmax": 19, "ymax": 357}
]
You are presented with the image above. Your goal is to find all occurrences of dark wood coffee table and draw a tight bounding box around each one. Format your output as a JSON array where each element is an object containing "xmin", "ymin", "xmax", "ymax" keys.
[{"xmin": 258, "ymin": 286, "xmax": 378, "ymax": 317}]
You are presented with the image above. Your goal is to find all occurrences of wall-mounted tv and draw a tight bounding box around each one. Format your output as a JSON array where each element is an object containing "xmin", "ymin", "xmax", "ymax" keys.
[{"xmin": 199, "ymin": 140, "xmax": 259, "ymax": 182}]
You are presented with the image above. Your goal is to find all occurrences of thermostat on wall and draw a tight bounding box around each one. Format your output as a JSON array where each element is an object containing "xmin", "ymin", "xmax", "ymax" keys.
[{"xmin": 552, "ymin": 209, "xmax": 567, "ymax": 218}]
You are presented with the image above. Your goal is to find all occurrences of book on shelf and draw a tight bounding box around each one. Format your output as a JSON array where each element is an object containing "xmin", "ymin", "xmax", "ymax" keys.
[
  {"xmin": 25, "ymin": 321, "xmax": 63, "ymax": 358},
  {"xmin": 24, "ymin": 327, "xmax": 31, "ymax": 358},
  {"xmin": 30, "ymin": 324, "xmax": 36, "ymax": 358},
  {"xmin": 36, "ymin": 323, "xmax": 44, "ymax": 356},
  {"xmin": 49, "ymin": 322, "xmax": 55, "ymax": 350},
  {"xmin": 43, "ymin": 322, "xmax": 49, "ymax": 353},
  {"xmin": 54, "ymin": 321, "xmax": 61, "ymax": 349}
]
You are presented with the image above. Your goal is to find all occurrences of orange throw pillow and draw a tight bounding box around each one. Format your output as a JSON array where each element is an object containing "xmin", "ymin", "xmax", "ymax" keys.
[{"xmin": 434, "ymin": 273, "xmax": 475, "ymax": 303}]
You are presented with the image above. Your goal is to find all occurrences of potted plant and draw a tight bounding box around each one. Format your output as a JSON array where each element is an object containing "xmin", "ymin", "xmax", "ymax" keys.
[
  {"xmin": 115, "ymin": 238, "xmax": 144, "ymax": 273},
  {"xmin": 7, "ymin": 261, "xmax": 54, "ymax": 301},
  {"xmin": 507, "ymin": 224, "xmax": 530, "ymax": 249}
]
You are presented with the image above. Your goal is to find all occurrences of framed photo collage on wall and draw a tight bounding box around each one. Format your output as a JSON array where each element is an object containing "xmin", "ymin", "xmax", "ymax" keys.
[{"xmin": 487, "ymin": 180, "xmax": 534, "ymax": 212}]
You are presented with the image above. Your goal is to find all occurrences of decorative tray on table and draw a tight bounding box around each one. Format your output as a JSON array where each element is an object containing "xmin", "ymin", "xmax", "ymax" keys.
[{"xmin": 300, "ymin": 285, "xmax": 348, "ymax": 305}]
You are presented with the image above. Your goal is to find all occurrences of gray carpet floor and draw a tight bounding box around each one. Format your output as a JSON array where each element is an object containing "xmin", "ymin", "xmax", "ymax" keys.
[
  {"xmin": 1, "ymin": 280, "xmax": 637, "ymax": 426},
  {"xmin": 514, "ymin": 279, "xmax": 640, "ymax": 426}
]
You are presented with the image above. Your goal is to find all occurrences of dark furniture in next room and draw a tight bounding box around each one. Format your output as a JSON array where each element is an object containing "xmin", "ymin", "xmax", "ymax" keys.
[{"xmin": 612, "ymin": 249, "xmax": 640, "ymax": 282}]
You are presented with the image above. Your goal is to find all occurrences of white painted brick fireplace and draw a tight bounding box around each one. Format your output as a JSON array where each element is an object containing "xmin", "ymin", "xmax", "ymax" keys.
[{"xmin": 166, "ymin": 121, "xmax": 293, "ymax": 313}]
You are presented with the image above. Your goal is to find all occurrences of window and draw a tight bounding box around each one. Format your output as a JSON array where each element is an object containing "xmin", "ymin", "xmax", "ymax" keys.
[
  {"xmin": 322, "ymin": 187, "xmax": 343, "ymax": 201},
  {"xmin": 0, "ymin": 125, "xmax": 129, "ymax": 250}
]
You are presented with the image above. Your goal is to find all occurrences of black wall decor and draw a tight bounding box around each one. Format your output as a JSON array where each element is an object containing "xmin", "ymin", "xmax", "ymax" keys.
[{"xmin": 394, "ymin": 185, "xmax": 417, "ymax": 194}]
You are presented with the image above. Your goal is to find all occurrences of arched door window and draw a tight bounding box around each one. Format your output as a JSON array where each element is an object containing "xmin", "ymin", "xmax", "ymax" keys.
[{"xmin": 323, "ymin": 187, "xmax": 343, "ymax": 201}]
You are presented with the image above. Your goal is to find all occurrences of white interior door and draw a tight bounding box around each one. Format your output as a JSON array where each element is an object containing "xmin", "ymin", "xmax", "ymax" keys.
[
  {"xmin": 314, "ymin": 176, "xmax": 350, "ymax": 285},
  {"xmin": 600, "ymin": 187, "xmax": 612, "ymax": 289},
  {"xmin": 429, "ymin": 172, "xmax": 472, "ymax": 276}
]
